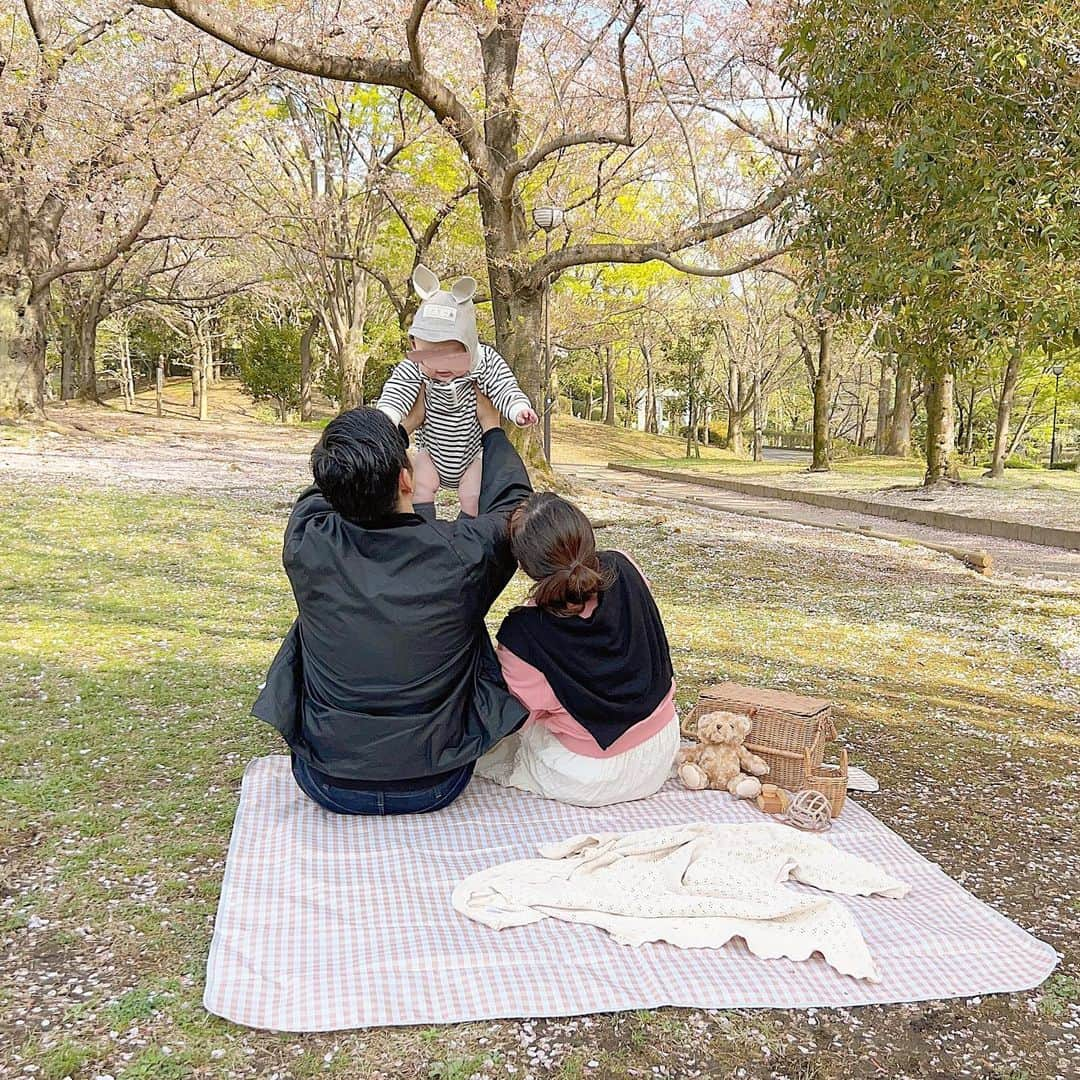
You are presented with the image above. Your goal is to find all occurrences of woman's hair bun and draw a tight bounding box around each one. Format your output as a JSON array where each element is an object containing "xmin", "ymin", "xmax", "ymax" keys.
[{"xmin": 509, "ymin": 493, "xmax": 614, "ymax": 615}]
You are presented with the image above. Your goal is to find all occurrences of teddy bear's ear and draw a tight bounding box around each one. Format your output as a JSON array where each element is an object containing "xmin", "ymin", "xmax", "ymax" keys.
[
  {"xmin": 412, "ymin": 264, "xmax": 441, "ymax": 300},
  {"xmin": 450, "ymin": 276, "xmax": 477, "ymax": 302}
]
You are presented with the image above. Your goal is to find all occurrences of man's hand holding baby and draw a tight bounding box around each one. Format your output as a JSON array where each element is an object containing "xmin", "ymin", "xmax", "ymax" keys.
[
  {"xmin": 474, "ymin": 387, "xmax": 503, "ymax": 432},
  {"xmin": 402, "ymin": 384, "xmax": 426, "ymax": 435}
]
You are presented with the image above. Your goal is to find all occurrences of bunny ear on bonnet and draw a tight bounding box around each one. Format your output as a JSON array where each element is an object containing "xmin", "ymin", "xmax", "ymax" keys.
[
  {"xmin": 450, "ymin": 276, "xmax": 478, "ymax": 302},
  {"xmin": 412, "ymin": 264, "xmax": 441, "ymax": 300}
]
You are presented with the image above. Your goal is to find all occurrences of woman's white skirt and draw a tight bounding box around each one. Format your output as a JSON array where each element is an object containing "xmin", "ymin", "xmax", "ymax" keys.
[{"xmin": 475, "ymin": 717, "xmax": 680, "ymax": 807}]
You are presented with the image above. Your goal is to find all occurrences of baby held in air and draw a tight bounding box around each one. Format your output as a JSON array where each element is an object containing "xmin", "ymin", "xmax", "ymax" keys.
[{"xmin": 376, "ymin": 265, "xmax": 538, "ymax": 517}]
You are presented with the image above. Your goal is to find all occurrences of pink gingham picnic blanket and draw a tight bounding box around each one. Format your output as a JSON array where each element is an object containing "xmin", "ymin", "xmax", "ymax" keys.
[{"xmin": 203, "ymin": 756, "xmax": 1057, "ymax": 1031}]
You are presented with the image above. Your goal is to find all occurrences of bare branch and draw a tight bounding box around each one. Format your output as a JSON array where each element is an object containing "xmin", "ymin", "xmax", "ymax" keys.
[
  {"xmin": 136, "ymin": 0, "xmax": 490, "ymax": 172},
  {"xmin": 501, "ymin": 131, "xmax": 633, "ymax": 198},
  {"xmin": 686, "ymin": 102, "xmax": 814, "ymax": 158},
  {"xmin": 22, "ymin": 1, "xmax": 46, "ymax": 50},
  {"xmin": 62, "ymin": 4, "xmax": 136, "ymax": 58},
  {"xmin": 35, "ymin": 170, "xmax": 167, "ymax": 294},
  {"xmin": 530, "ymin": 170, "xmax": 805, "ymax": 285},
  {"xmin": 646, "ymin": 245, "xmax": 791, "ymax": 278},
  {"xmin": 501, "ymin": 0, "xmax": 641, "ymax": 199},
  {"xmin": 405, "ymin": 0, "xmax": 433, "ymax": 72}
]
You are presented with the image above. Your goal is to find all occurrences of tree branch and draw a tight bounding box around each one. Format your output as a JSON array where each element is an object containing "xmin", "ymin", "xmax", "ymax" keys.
[
  {"xmin": 136, "ymin": 0, "xmax": 490, "ymax": 172},
  {"xmin": 530, "ymin": 171, "xmax": 804, "ymax": 286},
  {"xmin": 34, "ymin": 170, "xmax": 167, "ymax": 295},
  {"xmin": 500, "ymin": 0, "xmax": 641, "ymax": 199},
  {"xmin": 501, "ymin": 131, "xmax": 633, "ymax": 198},
  {"xmin": 405, "ymin": 0, "xmax": 433, "ymax": 72},
  {"xmin": 679, "ymin": 102, "xmax": 813, "ymax": 158},
  {"xmin": 22, "ymin": 1, "xmax": 47, "ymax": 50},
  {"xmin": 62, "ymin": 4, "xmax": 136, "ymax": 58},
  {"xmin": 645, "ymin": 245, "xmax": 790, "ymax": 278}
]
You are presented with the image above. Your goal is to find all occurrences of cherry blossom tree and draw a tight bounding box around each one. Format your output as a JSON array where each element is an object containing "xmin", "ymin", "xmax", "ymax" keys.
[
  {"xmin": 134, "ymin": 0, "xmax": 811, "ymax": 452},
  {"xmin": 0, "ymin": 1, "xmax": 250, "ymax": 414}
]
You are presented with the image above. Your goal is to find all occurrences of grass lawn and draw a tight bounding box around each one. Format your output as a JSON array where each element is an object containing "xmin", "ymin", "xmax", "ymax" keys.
[
  {"xmin": 621, "ymin": 453, "xmax": 1080, "ymax": 531},
  {"xmin": 551, "ymin": 415, "xmax": 733, "ymax": 465},
  {"xmin": 626, "ymin": 452, "xmax": 1080, "ymax": 493},
  {"xmin": 1, "ymin": 454, "xmax": 1077, "ymax": 1078}
]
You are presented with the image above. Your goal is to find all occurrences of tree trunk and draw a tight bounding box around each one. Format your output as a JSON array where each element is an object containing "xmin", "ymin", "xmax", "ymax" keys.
[
  {"xmin": 478, "ymin": 205, "xmax": 548, "ymax": 469},
  {"xmin": 198, "ymin": 326, "xmax": 210, "ymax": 422},
  {"xmin": 924, "ymin": 368, "xmax": 960, "ymax": 485},
  {"xmin": 339, "ymin": 335, "xmax": 366, "ymax": 411},
  {"xmin": 60, "ymin": 316, "xmax": 78, "ymax": 401},
  {"xmin": 205, "ymin": 317, "xmax": 219, "ymax": 384},
  {"xmin": 0, "ymin": 281, "xmax": 47, "ymax": 417},
  {"xmin": 299, "ymin": 314, "xmax": 317, "ymax": 422},
  {"xmin": 810, "ymin": 324, "xmax": 831, "ymax": 472},
  {"xmin": 728, "ymin": 418, "xmax": 745, "ymax": 456},
  {"xmin": 874, "ymin": 355, "xmax": 893, "ymax": 454},
  {"xmin": 726, "ymin": 363, "xmax": 741, "ymax": 452},
  {"xmin": 74, "ymin": 293, "xmax": 103, "ymax": 403},
  {"xmin": 603, "ymin": 346, "xmax": 616, "ymax": 426},
  {"xmin": 886, "ymin": 355, "xmax": 913, "ymax": 456},
  {"xmin": 963, "ymin": 382, "xmax": 976, "ymax": 457},
  {"xmin": 857, "ymin": 397, "xmax": 871, "ymax": 448},
  {"xmin": 752, "ymin": 373, "xmax": 764, "ymax": 461},
  {"xmin": 119, "ymin": 322, "xmax": 135, "ymax": 409},
  {"xmin": 986, "ymin": 347, "xmax": 1022, "ymax": 478},
  {"xmin": 643, "ymin": 343, "xmax": 658, "ymax": 434}
]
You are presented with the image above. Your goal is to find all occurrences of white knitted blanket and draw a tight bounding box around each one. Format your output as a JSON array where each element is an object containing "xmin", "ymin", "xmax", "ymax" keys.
[{"xmin": 454, "ymin": 822, "xmax": 908, "ymax": 981}]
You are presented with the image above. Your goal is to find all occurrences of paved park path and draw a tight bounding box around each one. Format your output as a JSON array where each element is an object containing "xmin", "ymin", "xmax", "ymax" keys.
[{"xmin": 559, "ymin": 462, "xmax": 1080, "ymax": 583}]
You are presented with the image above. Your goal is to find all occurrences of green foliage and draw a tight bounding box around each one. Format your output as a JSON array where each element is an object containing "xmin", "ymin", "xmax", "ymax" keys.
[
  {"xmin": 106, "ymin": 988, "xmax": 166, "ymax": 1026},
  {"xmin": 781, "ymin": 0, "xmax": 1080, "ymax": 366},
  {"xmin": 117, "ymin": 1048, "xmax": 190, "ymax": 1080},
  {"xmin": 128, "ymin": 318, "xmax": 187, "ymax": 373},
  {"xmin": 37, "ymin": 1039, "xmax": 96, "ymax": 1080},
  {"xmin": 428, "ymin": 1054, "xmax": 491, "ymax": 1080},
  {"xmin": 237, "ymin": 319, "xmax": 302, "ymax": 420},
  {"xmin": 1038, "ymin": 974, "xmax": 1079, "ymax": 1019}
]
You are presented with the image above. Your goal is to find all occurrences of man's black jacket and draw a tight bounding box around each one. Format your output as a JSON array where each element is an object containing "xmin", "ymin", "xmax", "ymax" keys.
[{"xmin": 252, "ymin": 427, "xmax": 532, "ymax": 781}]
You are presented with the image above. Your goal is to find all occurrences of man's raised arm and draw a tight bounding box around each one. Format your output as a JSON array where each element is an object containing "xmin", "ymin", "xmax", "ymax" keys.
[{"xmin": 476, "ymin": 390, "xmax": 533, "ymax": 516}]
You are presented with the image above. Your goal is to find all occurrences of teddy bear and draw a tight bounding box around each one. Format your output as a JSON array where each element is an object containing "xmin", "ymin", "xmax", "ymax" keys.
[{"xmin": 678, "ymin": 710, "xmax": 770, "ymax": 798}]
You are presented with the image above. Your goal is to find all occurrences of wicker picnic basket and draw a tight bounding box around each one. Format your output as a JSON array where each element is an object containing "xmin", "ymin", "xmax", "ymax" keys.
[
  {"xmin": 685, "ymin": 682, "xmax": 837, "ymax": 791},
  {"xmin": 801, "ymin": 747, "xmax": 848, "ymax": 817}
]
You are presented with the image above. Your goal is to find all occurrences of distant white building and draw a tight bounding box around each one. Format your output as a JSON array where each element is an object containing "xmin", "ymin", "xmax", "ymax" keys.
[{"xmin": 635, "ymin": 388, "xmax": 685, "ymax": 433}]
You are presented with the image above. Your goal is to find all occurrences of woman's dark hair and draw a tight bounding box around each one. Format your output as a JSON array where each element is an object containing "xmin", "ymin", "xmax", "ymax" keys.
[
  {"xmin": 509, "ymin": 493, "xmax": 615, "ymax": 615},
  {"xmin": 310, "ymin": 407, "xmax": 410, "ymax": 523}
]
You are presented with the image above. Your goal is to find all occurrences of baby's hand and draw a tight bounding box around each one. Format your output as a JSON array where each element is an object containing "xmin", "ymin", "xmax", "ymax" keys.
[{"xmin": 515, "ymin": 407, "xmax": 539, "ymax": 427}]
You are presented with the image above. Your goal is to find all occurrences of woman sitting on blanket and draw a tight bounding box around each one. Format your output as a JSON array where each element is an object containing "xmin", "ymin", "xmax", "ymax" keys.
[{"xmin": 476, "ymin": 493, "xmax": 680, "ymax": 807}]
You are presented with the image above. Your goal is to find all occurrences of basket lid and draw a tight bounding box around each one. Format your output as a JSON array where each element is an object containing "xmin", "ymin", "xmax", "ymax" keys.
[{"xmin": 700, "ymin": 682, "xmax": 832, "ymax": 719}]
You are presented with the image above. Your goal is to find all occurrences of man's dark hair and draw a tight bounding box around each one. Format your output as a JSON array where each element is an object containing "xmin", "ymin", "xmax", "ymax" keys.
[{"xmin": 311, "ymin": 407, "xmax": 410, "ymax": 523}]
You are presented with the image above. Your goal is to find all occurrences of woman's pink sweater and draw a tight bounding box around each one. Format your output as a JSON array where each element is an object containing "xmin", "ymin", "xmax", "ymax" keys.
[{"xmin": 496, "ymin": 593, "xmax": 677, "ymax": 760}]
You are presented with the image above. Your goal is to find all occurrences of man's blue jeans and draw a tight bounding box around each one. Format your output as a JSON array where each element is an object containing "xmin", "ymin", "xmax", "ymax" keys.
[{"xmin": 291, "ymin": 754, "xmax": 474, "ymax": 816}]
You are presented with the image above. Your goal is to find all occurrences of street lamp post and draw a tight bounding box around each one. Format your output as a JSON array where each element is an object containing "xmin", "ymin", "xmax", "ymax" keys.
[
  {"xmin": 1050, "ymin": 362, "xmax": 1064, "ymax": 467},
  {"xmin": 532, "ymin": 205, "xmax": 564, "ymax": 464}
]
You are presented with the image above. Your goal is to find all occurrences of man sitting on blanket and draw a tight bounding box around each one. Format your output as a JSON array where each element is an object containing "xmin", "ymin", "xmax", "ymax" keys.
[{"xmin": 253, "ymin": 387, "xmax": 533, "ymax": 815}]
